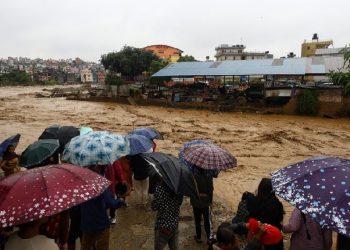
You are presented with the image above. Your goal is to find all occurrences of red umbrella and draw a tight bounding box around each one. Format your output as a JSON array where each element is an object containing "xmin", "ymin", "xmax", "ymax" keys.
[
  {"xmin": 183, "ymin": 144, "xmax": 237, "ymax": 170},
  {"xmin": 0, "ymin": 164, "xmax": 110, "ymax": 228}
]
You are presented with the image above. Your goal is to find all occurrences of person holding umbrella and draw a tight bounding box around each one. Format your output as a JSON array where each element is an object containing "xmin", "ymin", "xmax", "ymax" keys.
[
  {"xmin": 0, "ymin": 145, "xmax": 20, "ymax": 177},
  {"xmin": 282, "ymin": 208, "xmax": 332, "ymax": 250},
  {"xmin": 5, "ymin": 218, "xmax": 59, "ymax": 250},
  {"xmin": 182, "ymin": 143, "xmax": 237, "ymax": 246},
  {"xmin": 80, "ymin": 164, "xmax": 126, "ymax": 250},
  {"xmin": 0, "ymin": 164, "xmax": 111, "ymax": 250},
  {"xmin": 190, "ymin": 166, "xmax": 214, "ymax": 245},
  {"xmin": 151, "ymin": 179, "xmax": 183, "ymax": 250}
]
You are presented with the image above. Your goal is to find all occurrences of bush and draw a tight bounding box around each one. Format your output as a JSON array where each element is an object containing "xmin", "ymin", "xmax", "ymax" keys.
[{"xmin": 298, "ymin": 90, "xmax": 319, "ymax": 115}]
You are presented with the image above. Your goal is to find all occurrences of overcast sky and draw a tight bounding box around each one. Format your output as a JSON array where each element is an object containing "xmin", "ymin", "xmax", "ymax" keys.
[{"xmin": 1, "ymin": 0, "xmax": 349, "ymax": 62}]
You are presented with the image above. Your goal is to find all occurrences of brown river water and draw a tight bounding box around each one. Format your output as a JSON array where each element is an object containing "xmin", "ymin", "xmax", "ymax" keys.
[{"xmin": 0, "ymin": 86, "xmax": 349, "ymax": 249}]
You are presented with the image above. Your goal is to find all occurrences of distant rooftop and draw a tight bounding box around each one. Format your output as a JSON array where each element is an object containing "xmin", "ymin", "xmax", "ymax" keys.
[{"xmin": 152, "ymin": 56, "xmax": 345, "ymax": 77}]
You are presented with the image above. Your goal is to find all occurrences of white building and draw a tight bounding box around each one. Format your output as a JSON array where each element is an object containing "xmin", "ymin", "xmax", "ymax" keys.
[
  {"xmin": 80, "ymin": 68, "xmax": 93, "ymax": 83},
  {"xmin": 215, "ymin": 44, "xmax": 273, "ymax": 61}
]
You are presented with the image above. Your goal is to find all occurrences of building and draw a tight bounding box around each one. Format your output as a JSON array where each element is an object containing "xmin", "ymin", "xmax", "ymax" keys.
[
  {"xmin": 144, "ymin": 45, "xmax": 183, "ymax": 62},
  {"xmin": 80, "ymin": 68, "xmax": 93, "ymax": 83},
  {"xmin": 97, "ymin": 71, "xmax": 106, "ymax": 84},
  {"xmin": 315, "ymin": 47, "xmax": 350, "ymax": 57},
  {"xmin": 301, "ymin": 33, "xmax": 333, "ymax": 57},
  {"xmin": 215, "ymin": 44, "xmax": 273, "ymax": 61}
]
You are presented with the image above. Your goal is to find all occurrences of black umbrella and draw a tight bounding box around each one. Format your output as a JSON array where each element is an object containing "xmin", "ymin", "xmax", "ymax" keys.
[
  {"xmin": 57, "ymin": 126, "xmax": 80, "ymax": 149},
  {"xmin": 38, "ymin": 125, "xmax": 79, "ymax": 153},
  {"xmin": 140, "ymin": 152, "xmax": 199, "ymax": 198}
]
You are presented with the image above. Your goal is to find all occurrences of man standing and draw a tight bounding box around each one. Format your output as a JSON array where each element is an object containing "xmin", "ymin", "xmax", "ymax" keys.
[{"xmin": 151, "ymin": 183, "xmax": 183, "ymax": 250}]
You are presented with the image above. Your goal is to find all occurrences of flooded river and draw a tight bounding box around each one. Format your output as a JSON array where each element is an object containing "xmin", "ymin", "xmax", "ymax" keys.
[{"xmin": 0, "ymin": 86, "xmax": 349, "ymax": 249}]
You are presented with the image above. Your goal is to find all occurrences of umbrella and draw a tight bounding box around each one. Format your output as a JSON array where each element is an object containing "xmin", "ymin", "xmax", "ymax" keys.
[
  {"xmin": 129, "ymin": 127, "xmax": 163, "ymax": 140},
  {"xmin": 20, "ymin": 139, "xmax": 60, "ymax": 168},
  {"xmin": 183, "ymin": 144, "xmax": 237, "ymax": 170},
  {"xmin": 271, "ymin": 156, "xmax": 350, "ymax": 237},
  {"xmin": 140, "ymin": 152, "xmax": 199, "ymax": 198},
  {"xmin": 38, "ymin": 125, "xmax": 60, "ymax": 140},
  {"xmin": 39, "ymin": 125, "xmax": 79, "ymax": 153},
  {"xmin": 178, "ymin": 139, "xmax": 220, "ymax": 177},
  {"xmin": 0, "ymin": 163, "xmax": 110, "ymax": 228},
  {"xmin": 126, "ymin": 134, "xmax": 153, "ymax": 155},
  {"xmin": 0, "ymin": 134, "xmax": 21, "ymax": 159},
  {"xmin": 80, "ymin": 127, "xmax": 93, "ymax": 135},
  {"xmin": 62, "ymin": 131, "xmax": 130, "ymax": 167}
]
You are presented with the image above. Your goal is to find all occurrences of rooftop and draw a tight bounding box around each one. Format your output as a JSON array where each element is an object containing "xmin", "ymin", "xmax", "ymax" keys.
[{"xmin": 152, "ymin": 56, "xmax": 345, "ymax": 77}]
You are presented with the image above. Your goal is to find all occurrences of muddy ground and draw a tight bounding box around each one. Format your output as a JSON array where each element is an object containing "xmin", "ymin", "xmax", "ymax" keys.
[{"xmin": 0, "ymin": 86, "xmax": 349, "ymax": 249}]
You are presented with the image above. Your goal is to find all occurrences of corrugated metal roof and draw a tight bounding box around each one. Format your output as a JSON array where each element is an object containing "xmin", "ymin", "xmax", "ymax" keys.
[{"xmin": 152, "ymin": 57, "xmax": 344, "ymax": 77}]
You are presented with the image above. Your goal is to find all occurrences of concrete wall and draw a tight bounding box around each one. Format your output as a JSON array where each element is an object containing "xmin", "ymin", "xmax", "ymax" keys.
[{"xmin": 283, "ymin": 88, "xmax": 349, "ymax": 116}]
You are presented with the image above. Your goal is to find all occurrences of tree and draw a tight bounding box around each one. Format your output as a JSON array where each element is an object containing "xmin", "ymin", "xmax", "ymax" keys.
[
  {"xmin": 177, "ymin": 55, "xmax": 197, "ymax": 62},
  {"xmin": 148, "ymin": 60, "xmax": 166, "ymax": 76},
  {"xmin": 101, "ymin": 46, "xmax": 160, "ymax": 79},
  {"xmin": 328, "ymin": 46, "xmax": 350, "ymax": 95}
]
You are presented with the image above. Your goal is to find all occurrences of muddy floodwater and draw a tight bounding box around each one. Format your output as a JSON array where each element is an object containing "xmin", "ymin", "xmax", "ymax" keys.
[{"xmin": 1, "ymin": 86, "xmax": 350, "ymax": 249}]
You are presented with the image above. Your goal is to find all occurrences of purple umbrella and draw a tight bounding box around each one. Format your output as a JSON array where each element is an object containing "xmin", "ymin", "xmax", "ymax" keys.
[
  {"xmin": 183, "ymin": 144, "xmax": 237, "ymax": 170},
  {"xmin": 271, "ymin": 156, "xmax": 350, "ymax": 237},
  {"xmin": 178, "ymin": 139, "xmax": 220, "ymax": 177}
]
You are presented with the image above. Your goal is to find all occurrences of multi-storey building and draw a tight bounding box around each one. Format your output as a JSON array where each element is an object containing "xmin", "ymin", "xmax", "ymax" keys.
[
  {"xmin": 215, "ymin": 44, "xmax": 273, "ymax": 61},
  {"xmin": 144, "ymin": 44, "xmax": 183, "ymax": 62},
  {"xmin": 301, "ymin": 34, "xmax": 333, "ymax": 57}
]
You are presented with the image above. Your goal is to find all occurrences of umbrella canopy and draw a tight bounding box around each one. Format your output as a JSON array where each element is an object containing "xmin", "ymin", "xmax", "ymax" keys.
[
  {"xmin": 39, "ymin": 125, "xmax": 79, "ymax": 153},
  {"xmin": 126, "ymin": 134, "xmax": 153, "ymax": 155},
  {"xmin": 20, "ymin": 139, "xmax": 60, "ymax": 168},
  {"xmin": 38, "ymin": 125, "xmax": 60, "ymax": 140},
  {"xmin": 183, "ymin": 144, "xmax": 237, "ymax": 170},
  {"xmin": 62, "ymin": 131, "xmax": 130, "ymax": 167},
  {"xmin": 178, "ymin": 139, "xmax": 220, "ymax": 177},
  {"xmin": 0, "ymin": 163, "xmax": 110, "ymax": 228},
  {"xmin": 80, "ymin": 127, "xmax": 93, "ymax": 135},
  {"xmin": 271, "ymin": 156, "xmax": 350, "ymax": 237},
  {"xmin": 57, "ymin": 126, "xmax": 80, "ymax": 150},
  {"xmin": 129, "ymin": 127, "xmax": 163, "ymax": 140},
  {"xmin": 140, "ymin": 152, "xmax": 199, "ymax": 198},
  {"xmin": 0, "ymin": 134, "xmax": 21, "ymax": 159}
]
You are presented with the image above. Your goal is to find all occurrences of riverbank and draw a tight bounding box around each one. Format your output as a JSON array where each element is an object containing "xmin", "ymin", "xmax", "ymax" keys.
[{"xmin": 1, "ymin": 86, "xmax": 349, "ymax": 249}]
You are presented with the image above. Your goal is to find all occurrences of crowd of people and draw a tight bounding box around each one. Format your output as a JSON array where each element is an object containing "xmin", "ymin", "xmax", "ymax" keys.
[{"xmin": 0, "ymin": 127, "xmax": 350, "ymax": 250}]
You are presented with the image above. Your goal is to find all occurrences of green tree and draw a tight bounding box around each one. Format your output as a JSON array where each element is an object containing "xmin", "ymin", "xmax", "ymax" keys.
[
  {"xmin": 328, "ymin": 46, "xmax": 350, "ymax": 95},
  {"xmin": 177, "ymin": 55, "xmax": 197, "ymax": 62},
  {"xmin": 101, "ymin": 46, "xmax": 160, "ymax": 78},
  {"xmin": 298, "ymin": 89, "xmax": 319, "ymax": 115},
  {"xmin": 148, "ymin": 60, "xmax": 166, "ymax": 76},
  {"xmin": 0, "ymin": 70, "xmax": 31, "ymax": 85}
]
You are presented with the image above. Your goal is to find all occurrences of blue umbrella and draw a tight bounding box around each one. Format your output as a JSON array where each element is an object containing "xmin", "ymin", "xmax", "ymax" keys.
[
  {"xmin": 178, "ymin": 139, "xmax": 220, "ymax": 178},
  {"xmin": 0, "ymin": 134, "xmax": 21, "ymax": 159},
  {"xmin": 129, "ymin": 127, "xmax": 163, "ymax": 140},
  {"xmin": 126, "ymin": 134, "xmax": 153, "ymax": 155},
  {"xmin": 62, "ymin": 131, "xmax": 130, "ymax": 167},
  {"xmin": 271, "ymin": 156, "xmax": 350, "ymax": 237}
]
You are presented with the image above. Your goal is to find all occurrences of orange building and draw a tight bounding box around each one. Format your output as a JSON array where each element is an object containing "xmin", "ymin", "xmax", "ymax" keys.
[{"xmin": 144, "ymin": 44, "xmax": 183, "ymax": 62}]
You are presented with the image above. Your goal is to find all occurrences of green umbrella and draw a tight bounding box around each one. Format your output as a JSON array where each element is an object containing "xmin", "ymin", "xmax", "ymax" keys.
[{"xmin": 20, "ymin": 139, "xmax": 60, "ymax": 168}]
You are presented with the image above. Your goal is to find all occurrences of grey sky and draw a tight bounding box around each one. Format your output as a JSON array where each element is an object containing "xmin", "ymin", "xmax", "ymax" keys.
[{"xmin": 1, "ymin": 0, "xmax": 349, "ymax": 62}]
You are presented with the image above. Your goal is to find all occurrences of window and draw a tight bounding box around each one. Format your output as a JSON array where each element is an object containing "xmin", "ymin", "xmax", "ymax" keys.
[{"xmin": 159, "ymin": 50, "xmax": 164, "ymax": 54}]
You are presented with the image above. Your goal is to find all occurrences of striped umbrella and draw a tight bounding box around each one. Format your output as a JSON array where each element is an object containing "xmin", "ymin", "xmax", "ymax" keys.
[{"xmin": 183, "ymin": 144, "xmax": 237, "ymax": 170}]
